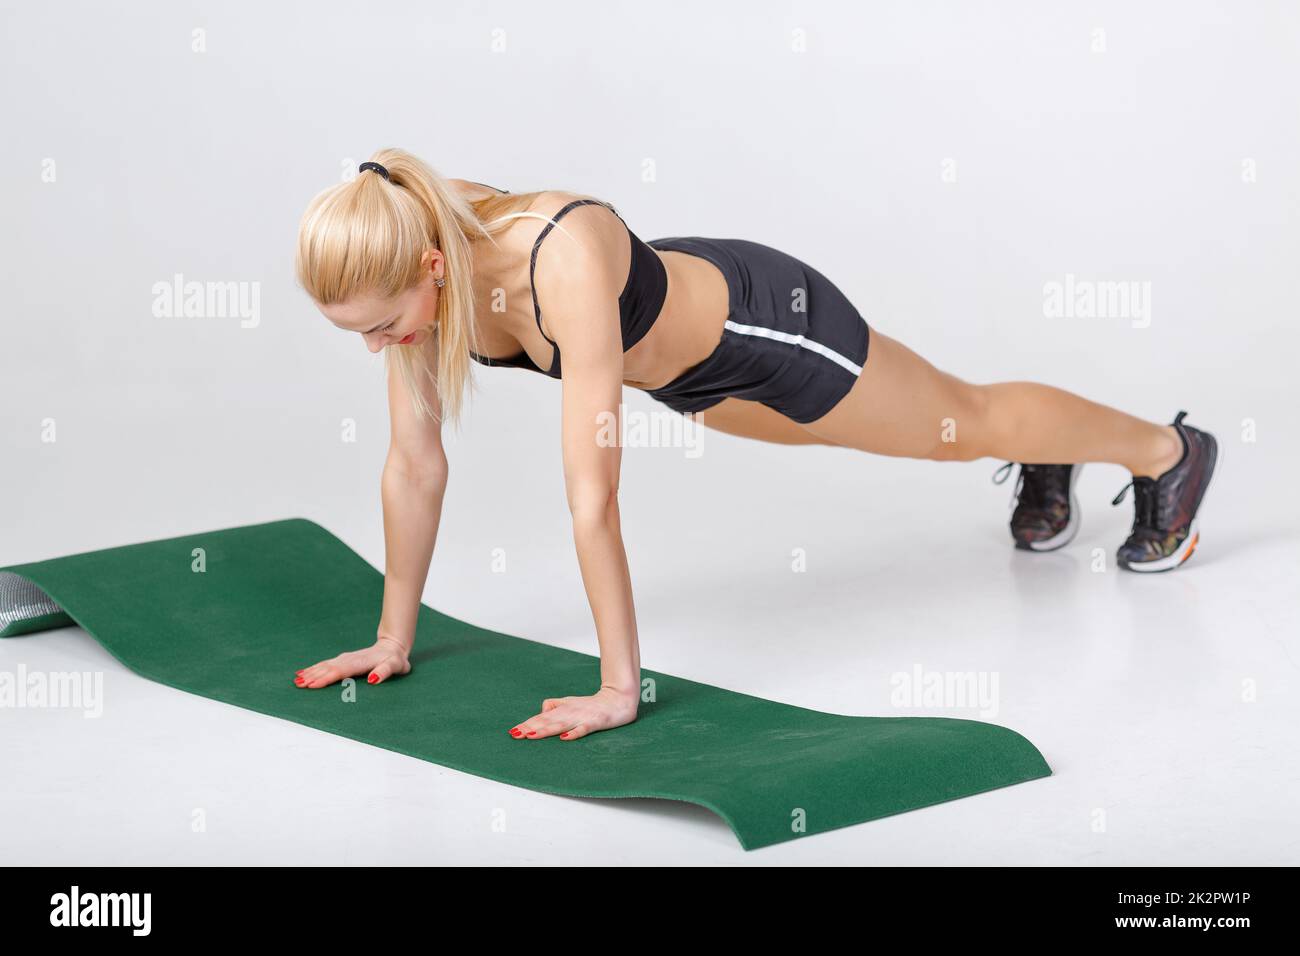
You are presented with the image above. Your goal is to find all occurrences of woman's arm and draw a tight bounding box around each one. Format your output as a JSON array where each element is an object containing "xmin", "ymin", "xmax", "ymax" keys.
[
  {"xmin": 376, "ymin": 352, "xmax": 449, "ymax": 654},
  {"xmin": 508, "ymin": 203, "xmax": 641, "ymax": 741},
  {"xmin": 294, "ymin": 350, "xmax": 446, "ymax": 689},
  {"xmin": 558, "ymin": 282, "xmax": 641, "ymax": 698}
]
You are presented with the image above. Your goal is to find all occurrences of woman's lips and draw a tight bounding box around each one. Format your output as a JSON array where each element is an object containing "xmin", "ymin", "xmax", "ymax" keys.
[{"xmin": 398, "ymin": 332, "xmax": 416, "ymax": 345}]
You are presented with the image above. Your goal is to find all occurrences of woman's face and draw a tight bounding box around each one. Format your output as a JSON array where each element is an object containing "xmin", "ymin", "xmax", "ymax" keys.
[{"xmin": 320, "ymin": 255, "xmax": 442, "ymax": 353}]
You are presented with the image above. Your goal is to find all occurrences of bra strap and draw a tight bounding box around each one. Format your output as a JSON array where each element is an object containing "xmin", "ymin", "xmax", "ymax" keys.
[{"xmin": 528, "ymin": 198, "xmax": 617, "ymax": 347}]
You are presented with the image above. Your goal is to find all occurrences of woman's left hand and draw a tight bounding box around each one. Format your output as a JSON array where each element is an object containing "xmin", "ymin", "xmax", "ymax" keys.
[{"xmin": 508, "ymin": 685, "xmax": 639, "ymax": 741}]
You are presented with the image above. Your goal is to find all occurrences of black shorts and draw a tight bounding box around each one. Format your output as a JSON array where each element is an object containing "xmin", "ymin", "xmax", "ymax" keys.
[{"xmin": 643, "ymin": 237, "xmax": 870, "ymax": 424}]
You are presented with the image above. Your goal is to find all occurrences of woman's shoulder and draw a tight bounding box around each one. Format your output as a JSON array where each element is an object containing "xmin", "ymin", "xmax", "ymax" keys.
[
  {"xmin": 531, "ymin": 190, "xmax": 624, "ymax": 242},
  {"xmin": 470, "ymin": 185, "xmax": 625, "ymax": 279},
  {"xmin": 457, "ymin": 182, "xmax": 613, "ymax": 226},
  {"xmin": 536, "ymin": 189, "xmax": 617, "ymax": 218},
  {"xmin": 528, "ymin": 192, "xmax": 630, "ymax": 303}
]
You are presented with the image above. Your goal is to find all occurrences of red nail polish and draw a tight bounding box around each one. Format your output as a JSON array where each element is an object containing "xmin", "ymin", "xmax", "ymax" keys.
[
  {"xmin": 526, "ymin": 731, "xmax": 536, "ymax": 736},
  {"xmin": 559, "ymin": 733, "xmax": 568, "ymax": 739},
  {"xmin": 367, "ymin": 674, "xmax": 379, "ymax": 684},
  {"xmin": 509, "ymin": 729, "xmax": 521, "ymax": 737}
]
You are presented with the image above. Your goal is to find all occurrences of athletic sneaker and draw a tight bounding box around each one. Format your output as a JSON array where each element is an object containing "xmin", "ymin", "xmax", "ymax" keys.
[
  {"xmin": 1109, "ymin": 410, "xmax": 1218, "ymax": 572},
  {"xmin": 991, "ymin": 462, "xmax": 1083, "ymax": 551}
]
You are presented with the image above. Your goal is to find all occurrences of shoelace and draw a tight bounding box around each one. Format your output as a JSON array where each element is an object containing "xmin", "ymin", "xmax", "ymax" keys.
[
  {"xmin": 1111, "ymin": 477, "xmax": 1161, "ymax": 537},
  {"xmin": 992, "ymin": 461, "xmax": 1021, "ymax": 510},
  {"xmin": 991, "ymin": 462, "xmax": 1048, "ymax": 510}
]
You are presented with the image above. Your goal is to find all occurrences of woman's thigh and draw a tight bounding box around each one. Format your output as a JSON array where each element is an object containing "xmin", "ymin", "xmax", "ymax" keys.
[
  {"xmin": 695, "ymin": 397, "xmax": 838, "ymax": 446},
  {"xmin": 797, "ymin": 328, "xmax": 987, "ymax": 459}
]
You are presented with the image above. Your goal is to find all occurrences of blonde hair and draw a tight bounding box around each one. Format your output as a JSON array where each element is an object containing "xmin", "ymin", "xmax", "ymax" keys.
[{"xmin": 295, "ymin": 147, "xmax": 607, "ymax": 427}]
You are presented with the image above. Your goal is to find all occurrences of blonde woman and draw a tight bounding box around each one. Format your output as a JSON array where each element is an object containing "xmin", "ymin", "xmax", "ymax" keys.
[{"xmin": 292, "ymin": 148, "xmax": 1218, "ymax": 741}]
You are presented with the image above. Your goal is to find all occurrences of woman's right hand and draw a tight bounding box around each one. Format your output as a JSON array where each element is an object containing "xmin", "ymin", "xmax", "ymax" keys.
[{"xmin": 294, "ymin": 635, "xmax": 412, "ymax": 689}]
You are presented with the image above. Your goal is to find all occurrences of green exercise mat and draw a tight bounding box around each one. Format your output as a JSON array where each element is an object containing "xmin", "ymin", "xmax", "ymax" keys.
[{"xmin": 0, "ymin": 517, "xmax": 1051, "ymax": 850}]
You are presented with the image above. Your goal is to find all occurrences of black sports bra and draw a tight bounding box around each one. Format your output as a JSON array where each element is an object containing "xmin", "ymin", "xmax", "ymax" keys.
[{"xmin": 466, "ymin": 187, "xmax": 668, "ymax": 379}]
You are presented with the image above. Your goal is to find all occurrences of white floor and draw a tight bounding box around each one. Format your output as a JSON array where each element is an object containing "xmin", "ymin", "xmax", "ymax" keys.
[{"xmin": 4, "ymin": 418, "xmax": 1297, "ymax": 865}]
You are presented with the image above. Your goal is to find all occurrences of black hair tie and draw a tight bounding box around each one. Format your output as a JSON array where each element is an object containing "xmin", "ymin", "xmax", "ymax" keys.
[{"xmin": 358, "ymin": 161, "xmax": 391, "ymax": 181}]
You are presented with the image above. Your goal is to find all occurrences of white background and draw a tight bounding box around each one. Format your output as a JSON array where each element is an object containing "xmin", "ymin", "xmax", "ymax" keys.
[{"xmin": 2, "ymin": 0, "xmax": 1297, "ymax": 863}]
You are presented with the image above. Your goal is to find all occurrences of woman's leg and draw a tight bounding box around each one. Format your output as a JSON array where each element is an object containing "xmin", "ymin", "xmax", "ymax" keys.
[
  {"xmin": 798, "ymin": 328, "xmax": 1182, "ymax": 476},
  {"xmin": 693, "ymin": 397, "xmax": 839, "ymax": 446}
]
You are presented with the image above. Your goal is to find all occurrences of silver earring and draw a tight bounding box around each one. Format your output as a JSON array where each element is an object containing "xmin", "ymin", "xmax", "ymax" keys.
[{"xmin": 435, "ymin": 276, "xmax": 445, "ymax": 288}]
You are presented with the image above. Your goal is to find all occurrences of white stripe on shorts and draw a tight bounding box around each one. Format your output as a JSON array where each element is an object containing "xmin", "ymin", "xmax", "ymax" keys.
[{"xmin": 723, "ymin": 319, "xmax": 863, "ymax": 376}]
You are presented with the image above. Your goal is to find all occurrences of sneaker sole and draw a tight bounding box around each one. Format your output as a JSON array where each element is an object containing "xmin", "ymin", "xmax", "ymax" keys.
[
  {"xmin": 1018, "ymin": 463, "xmax": 1084, "ymax": 552},
  {"xmin": 1118, "ymin": 518, "xmax": 1201, "ymax": 572},
  {"xmin": 1118, "ymin": 432, "xmax": 1220, "ymax": 573}
]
